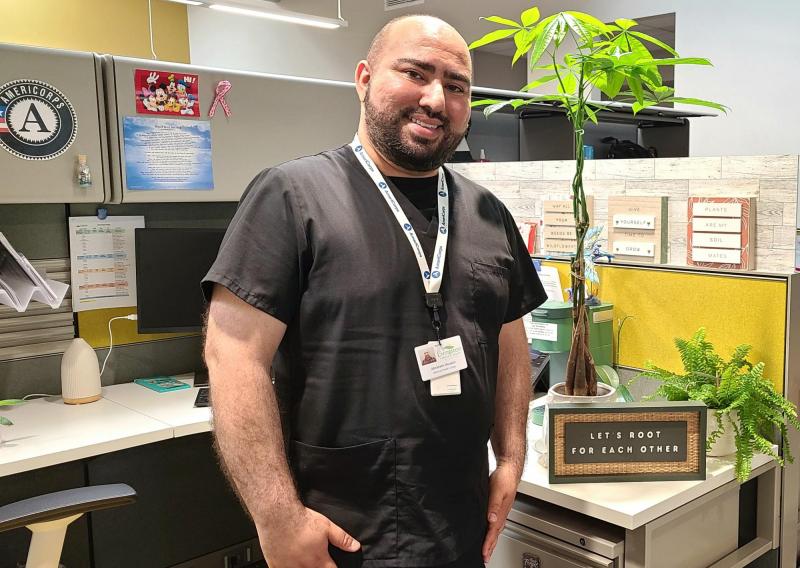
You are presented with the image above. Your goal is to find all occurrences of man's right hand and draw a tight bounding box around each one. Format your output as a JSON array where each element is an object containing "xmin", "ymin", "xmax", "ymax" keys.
[{"xmin": 258, "ymin": 507, "xmax": 361, "ymax": 568}]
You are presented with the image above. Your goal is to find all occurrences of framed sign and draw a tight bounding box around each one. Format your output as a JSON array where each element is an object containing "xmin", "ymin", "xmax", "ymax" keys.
[{"xmin": 548, "ymin": 402, "xmax": 707, "ymax": 484}]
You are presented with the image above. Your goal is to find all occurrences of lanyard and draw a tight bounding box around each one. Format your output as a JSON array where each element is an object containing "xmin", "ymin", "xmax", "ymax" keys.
[{"xmin": 350, "ymin": 134, "xmax": 449, "ymax": 341}]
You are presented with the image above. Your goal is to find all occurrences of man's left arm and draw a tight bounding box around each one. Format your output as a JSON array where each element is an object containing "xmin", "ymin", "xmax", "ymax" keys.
[{"xmin": 482, "ymin": 317, "xmax": 531, "ymax": 563}]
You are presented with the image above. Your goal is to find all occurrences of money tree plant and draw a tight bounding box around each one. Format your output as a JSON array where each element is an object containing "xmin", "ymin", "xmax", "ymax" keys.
[{"xmin": 470, "ymin": 8, "xmax": 726, "ymax": 395}]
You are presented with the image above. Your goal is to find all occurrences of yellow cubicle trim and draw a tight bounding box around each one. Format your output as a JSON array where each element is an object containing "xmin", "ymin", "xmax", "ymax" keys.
[
  {"xmin": 78, "ymin": 307, "xmax": 196, "ymax": 349},
  {"xmin": 543, "ymin": 261, "xmax": 787, "ymax": 391}
]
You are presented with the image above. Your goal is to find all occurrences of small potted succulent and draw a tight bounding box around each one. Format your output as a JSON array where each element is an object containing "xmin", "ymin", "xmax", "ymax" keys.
[
  {"xmin": 640, "ymin": 328, "xmax": 800, "ymax": 482},
  {"xmin": 0, "ymin": 399, "xmax": 24, "ymax": 444}
]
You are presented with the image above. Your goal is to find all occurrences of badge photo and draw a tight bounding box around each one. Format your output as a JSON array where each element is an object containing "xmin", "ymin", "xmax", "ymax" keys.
[{"xmin": 0, "ymin": 79, "xmax": 78, "ymax": 160}]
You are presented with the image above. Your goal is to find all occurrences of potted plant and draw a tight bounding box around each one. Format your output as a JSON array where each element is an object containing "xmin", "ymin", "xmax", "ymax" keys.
[
  {"xmin": 640, "ymin": 328, "xmax": 800, "ymax": 482},
  {"xmin": 470, "ymin": 8, "xmax": 726, "ymax": 397}
]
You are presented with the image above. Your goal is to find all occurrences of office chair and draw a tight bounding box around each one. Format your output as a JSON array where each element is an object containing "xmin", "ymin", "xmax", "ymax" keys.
[{"xmin": 0, "ymin": 484, "xmax": 136, "ymax": 568}]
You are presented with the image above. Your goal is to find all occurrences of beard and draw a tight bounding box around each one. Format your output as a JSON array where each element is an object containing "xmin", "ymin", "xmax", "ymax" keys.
[{"xmin": 364, "ymin": 87, "xmax": 466, "ymax": 172}]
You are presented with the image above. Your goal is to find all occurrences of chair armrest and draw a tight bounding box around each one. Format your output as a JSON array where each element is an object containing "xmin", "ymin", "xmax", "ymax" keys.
[{"xmin": 0, "ymin": 484, "xmax": 136, "ymax": 532}]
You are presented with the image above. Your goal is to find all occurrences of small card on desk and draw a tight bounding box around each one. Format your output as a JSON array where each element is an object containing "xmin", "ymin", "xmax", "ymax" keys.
[{"xmin": 134, "ymin": 376, "xmax": 190, "ymax": 393}]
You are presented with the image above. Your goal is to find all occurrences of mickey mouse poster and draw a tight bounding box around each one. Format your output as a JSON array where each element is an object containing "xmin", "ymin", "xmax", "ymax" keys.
[{"xmin": 134, "ymin": 69, "xmax": 199, "ymax": 117}]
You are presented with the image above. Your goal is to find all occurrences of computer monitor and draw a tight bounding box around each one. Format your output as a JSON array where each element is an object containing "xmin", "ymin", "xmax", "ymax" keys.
[{"xmin": 134, "ymin": 227, "xmax": 225, "ymax": 334}]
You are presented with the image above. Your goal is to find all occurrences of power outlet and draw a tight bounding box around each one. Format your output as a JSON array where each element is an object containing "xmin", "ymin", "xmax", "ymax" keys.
[{"xmin": 223, "ymin": 545, "xmax": 253, "ymax": 568}]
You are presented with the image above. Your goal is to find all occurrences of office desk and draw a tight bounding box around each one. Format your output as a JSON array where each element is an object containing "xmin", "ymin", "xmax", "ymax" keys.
[
  {"xmin": 0, "ymin": 395, "xmax": 173, "ymax": 477},
  {"xmin": 100, "ymin": 375, "xmax": 211, "ymax": 438},
  {"xmin": 489, "ymin": 400, "xmax": 780, "ymax": 568}
]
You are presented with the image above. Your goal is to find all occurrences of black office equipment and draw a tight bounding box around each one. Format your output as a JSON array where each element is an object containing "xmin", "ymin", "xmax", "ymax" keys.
[
  {"xmin": 135, "ymin": 228, "xmax": 225, "ymax": 333},
  {"xmin": 194, "ymin": 387, "xmax": 210, "ymax": 408}
]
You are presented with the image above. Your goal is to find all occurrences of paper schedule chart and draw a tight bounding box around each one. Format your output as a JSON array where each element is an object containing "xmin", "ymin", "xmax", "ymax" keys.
[{"xmin": 68, "ymin": 216, "xmax": 145, "ymax": 312}]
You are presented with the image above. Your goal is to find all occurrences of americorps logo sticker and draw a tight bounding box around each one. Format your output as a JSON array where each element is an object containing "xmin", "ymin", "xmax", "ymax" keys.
[{"xmin": 0, "ymin": 79, "xmax": 77, "ymax": 160}]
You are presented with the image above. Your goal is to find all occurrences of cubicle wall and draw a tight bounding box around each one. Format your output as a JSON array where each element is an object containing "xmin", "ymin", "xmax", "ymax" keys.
[{"xmin": 103, "ymin": 55, "xmax": 361, "ymax": 203}]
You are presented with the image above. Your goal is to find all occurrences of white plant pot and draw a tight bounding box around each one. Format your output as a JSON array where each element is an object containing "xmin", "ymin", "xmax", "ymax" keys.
[
  {"xmin": 535, "ymin": 381, "xmax": 618, "ymax": 468},
  {"xmin": 707, "ymin": 409, "xmax": 738, "ymax": 457}
]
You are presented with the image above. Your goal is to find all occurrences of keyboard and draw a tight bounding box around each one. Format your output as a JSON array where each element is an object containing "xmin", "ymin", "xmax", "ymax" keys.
[{"xmin": 194, "ymin": 387, "xmax": 210, "ymax": 408}]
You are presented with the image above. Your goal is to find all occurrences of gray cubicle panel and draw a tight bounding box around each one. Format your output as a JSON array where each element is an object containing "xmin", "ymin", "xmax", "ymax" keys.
[
  {"xmin": 103, "ymin": 55, "xmax": 361, "ymax": 203},
  {"xmin": 0, "ymin": 43, "xmax": 109, "ymax": 204}
]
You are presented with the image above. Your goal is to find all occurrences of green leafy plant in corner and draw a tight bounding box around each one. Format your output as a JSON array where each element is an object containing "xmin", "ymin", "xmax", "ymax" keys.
[
  {"xmin": 470, "ymin": 8, "xmax": 726, "ymax": 397},
  {"xmin": 640, "ymin": 328, "xmax": 800, "ymax": 482},
  {"xmin": 0, "ymin": 399, "xmax": 24, "ymax": 426}
]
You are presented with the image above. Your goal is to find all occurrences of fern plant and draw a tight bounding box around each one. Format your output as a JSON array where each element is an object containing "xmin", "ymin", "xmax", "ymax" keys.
[{"xmin": 641, "ymin": 328, "xmax": 800, "ymax": 482}]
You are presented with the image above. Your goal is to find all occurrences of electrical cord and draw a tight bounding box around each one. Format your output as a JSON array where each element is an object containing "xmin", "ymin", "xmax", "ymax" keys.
[
  {"xmin": 22, "ymin": 393, "xmax": 58, "ymax": 401},
  {"xmin": 100, "ymin": 314, "xmax": 138, "ymax": 377}
]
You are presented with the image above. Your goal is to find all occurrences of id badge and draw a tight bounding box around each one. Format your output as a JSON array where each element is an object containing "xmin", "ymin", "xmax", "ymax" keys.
[
  {"xmin": 430, "ymin": 372, "xmax": 461, "ymax": 397},
  {"xmin": 414, "ymin": 335, "xmax": 468, "ymax": 382}
]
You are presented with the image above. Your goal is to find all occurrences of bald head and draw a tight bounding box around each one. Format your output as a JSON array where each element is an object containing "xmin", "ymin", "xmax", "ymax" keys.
[{"xmin": 367, "ymin": 15, "xmax": 471, "ymax": 72}]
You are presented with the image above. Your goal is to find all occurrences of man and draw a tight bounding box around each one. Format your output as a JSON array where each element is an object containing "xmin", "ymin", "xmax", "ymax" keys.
[{"xmin": 203, "ymin": 14, "xmax": 546, "ymax": 568}]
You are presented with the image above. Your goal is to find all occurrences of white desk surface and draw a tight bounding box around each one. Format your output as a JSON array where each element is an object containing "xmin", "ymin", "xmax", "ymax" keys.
[
  {"xmin": 1, "ymin": 384, "xmax": 777, "ymax": 532},
  {"xmin": 100, "ymin": 376, "xmax": 212, "ymax": 438},
  {"xmin": 0, "ymin": 396, "xmax": 173, "ymax": 477},
  {"xmin": 506, "ymin": 399, "xmax": 775, "ymax": 530}
]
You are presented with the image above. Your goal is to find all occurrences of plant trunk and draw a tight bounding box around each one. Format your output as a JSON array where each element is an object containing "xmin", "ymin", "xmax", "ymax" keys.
[{"xmin": 565, "ymin": 118, "xmax": 597, "ymax": 396}]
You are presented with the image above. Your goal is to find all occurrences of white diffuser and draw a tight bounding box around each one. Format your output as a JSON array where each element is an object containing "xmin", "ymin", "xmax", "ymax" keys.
[{"xmin": 61, "ymin": 338, "xmax": 101, "ymax": 404}]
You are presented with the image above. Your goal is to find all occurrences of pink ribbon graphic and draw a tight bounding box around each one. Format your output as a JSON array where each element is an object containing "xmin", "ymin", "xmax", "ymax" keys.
[{"xmin": 208, "ymin": 80, "xmax": 232, "ymax": 118}]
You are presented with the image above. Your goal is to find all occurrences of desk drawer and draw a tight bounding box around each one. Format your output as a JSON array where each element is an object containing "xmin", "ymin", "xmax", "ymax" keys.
[{"xmin": 489, "ymin": 520, "xmax": 616, "ymax": 568}]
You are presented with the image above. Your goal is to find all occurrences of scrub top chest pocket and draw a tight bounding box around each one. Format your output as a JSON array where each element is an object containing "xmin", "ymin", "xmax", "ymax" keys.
[{"xmin": 470, "ymin": 261, "xmax": 511, "ymax": 344}]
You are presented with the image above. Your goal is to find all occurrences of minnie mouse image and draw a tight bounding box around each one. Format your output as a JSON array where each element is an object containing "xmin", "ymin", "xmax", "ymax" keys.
[{"xmin": 135, "ymin": 69, "xmax": 200, "ymax": 116}]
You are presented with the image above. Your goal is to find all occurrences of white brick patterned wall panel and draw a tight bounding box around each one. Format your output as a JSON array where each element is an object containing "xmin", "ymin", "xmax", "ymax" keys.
[
  {"xmin": 722, "ymin": 155, "xmax": 798, "ymax": 179},
  {"xmin": 624, "ymin": 179, "xmax": 689, "ymax": 198},
  {"xmin": 654, "ymin": 157, "xmax": 722, "ymax": 180},
  {"xmin": 759, "ymin": 179, "xmax": 797, "ymax": 203},
  {"xmin": 756, "ymin": 201, "xmax": 785, "ymax": 227},
  {"xmin": 495, "ymin": 161, "xmax": 543, "ymax": 180},
  {"xmin": 688, "ymin": 179, "xmax": 760, "ymax": 197},
  {"xmin": 596, "ymin": 159, "xmax": 655, "ymax": 179},
  {"xmin": 481, "ymin": 180, "xmax": 521, "ymax": 199}
]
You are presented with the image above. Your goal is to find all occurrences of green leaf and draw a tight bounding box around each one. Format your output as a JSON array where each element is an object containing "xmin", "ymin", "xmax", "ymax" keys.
[
  {"xmin": 520, "ymin": 74, "xmax": 558, "ymax": 92},
  {"xmin": 483, "ymin": 101, "xmax": 512, "ymax": 116},
  {"xmin": 553, "ymin": 16, "xmax": 568, "ymax": 46},
  {"xmin": 584, "ymin": 105, "xmax": 599, "ymax": 124},
  {"xmin": 615, "ymin": 18, "xmax": 638, "ymax": 30},
  {"xmin": 0, "ymin": 399, "xmax": 24, "ymax": 406},
  {"xmin": 617, "ymin": 383, "xmax": 635, "ymax": 402},
  {"xmin": 561, "ymin": 12, "xmax": 594, "ymax": 45},
  {"xmin": 480, "ymin": 15, "xmax": 521, "ymax": 28},
  {"xmin": 470, "ymin": 98, "xmax": 505, "ymax": 108},
  {"xmin": 649, "ymin": 57, "xmax": 712, "ymax": 66},
  {"xmin": 627, "ymin": 75, "xmax": 645, "ymax": 104},
  {"xmin": 528, "ymin": 16, "xmax": 559, "ymax": 68},
  {"xmin": 632, "ymin": 100, "xmax": 659, "ymax": 114},
  {"xmin": 629, "ymin": 30, "xmax": 678, "ymax": 56},
  {"xmin": 565, "ymin": 11, "xmax": 611, "ymax": 35},
  {"xmin": 594, "ymin": 70, "xmax": 625, "ymax": 99},
  {"xmin": 512, "ymin": 29, "xmax": 535, "ymax": 66},
  {"xmin": 520, "ymin": 6, "xmax": 540, "ymax": 27},
  {"xmin": 0, "ymin": 416, "xmax": 12, "ymax": 426},
  {"xmin": 669, "ymin": 97, "xmax": 729, "ymax": 113},
  {"xmin": 557, "ymin": 73, "xmax": 578, "ymax": 95},
  {"xmin": 468, "ymin": 28, "xmax": 518, "ymax": 50}
]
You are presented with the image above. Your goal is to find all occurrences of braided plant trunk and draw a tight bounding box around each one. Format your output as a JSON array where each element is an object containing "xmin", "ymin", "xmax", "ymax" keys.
[{"xmin": 565, "ymin": 119, "xmax": 597, "ymax": 396}]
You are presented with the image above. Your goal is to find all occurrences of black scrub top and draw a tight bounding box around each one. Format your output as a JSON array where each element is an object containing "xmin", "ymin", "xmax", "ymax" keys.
[{"xmin": 202, "ymin": 145, "xmax": 546, "ymax": 567}]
